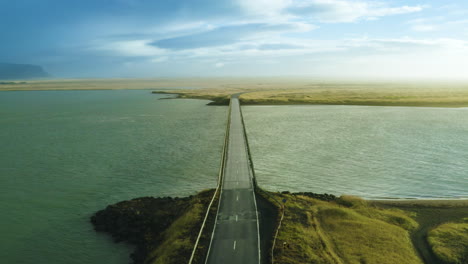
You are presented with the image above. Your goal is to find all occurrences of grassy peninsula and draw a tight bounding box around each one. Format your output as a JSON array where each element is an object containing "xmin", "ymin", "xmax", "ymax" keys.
[{"xmin": 92, "ymin": 189, "xmax": 468, "ymax": 264}]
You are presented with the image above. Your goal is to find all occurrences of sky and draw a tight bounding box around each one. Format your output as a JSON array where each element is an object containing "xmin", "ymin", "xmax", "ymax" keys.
[{"xmin": 1, "ymin": 0, "xmax": 468, "ymax": 80}]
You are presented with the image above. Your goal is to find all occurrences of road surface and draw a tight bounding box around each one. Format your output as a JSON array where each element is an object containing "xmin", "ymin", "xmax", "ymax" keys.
[{"xmin": 205, "ymin": 95, "xmax": 261, "ymax": 264}]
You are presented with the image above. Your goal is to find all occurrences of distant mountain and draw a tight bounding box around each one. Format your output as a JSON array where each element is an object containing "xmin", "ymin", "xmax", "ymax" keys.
[{"xmin": 0, "ymin": 63, "xmax": 50, "ymax": 80}]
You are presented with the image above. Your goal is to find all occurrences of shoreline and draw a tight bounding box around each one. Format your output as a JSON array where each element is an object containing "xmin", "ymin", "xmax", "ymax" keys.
[{"xmin": 370, "ymin": 198, "xmax": 468, "ymax": 201}]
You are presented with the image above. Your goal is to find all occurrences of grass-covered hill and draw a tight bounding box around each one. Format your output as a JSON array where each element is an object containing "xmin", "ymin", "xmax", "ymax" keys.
[
  {"xmin": 264, "ymin": 192, "xmax": 422, "ymax": 264},
  {"xmin": 259, "ymin": 190, "xmax": 468, "ymax": 264}
]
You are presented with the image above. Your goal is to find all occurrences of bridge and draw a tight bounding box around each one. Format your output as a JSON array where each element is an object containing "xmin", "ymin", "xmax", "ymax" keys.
[{"xmin": 205, "ymin": 94, "xmax": 261, "ymax": 264}]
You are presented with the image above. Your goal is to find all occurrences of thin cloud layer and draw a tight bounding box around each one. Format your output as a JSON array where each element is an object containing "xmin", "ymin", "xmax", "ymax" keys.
[
  {"xmin": 1, "ymin": 0, "xmax": 467, "ymax": 79},
  {"xmin": 151, "ymin": 23, "xmax": 309, "ymax": 50}
]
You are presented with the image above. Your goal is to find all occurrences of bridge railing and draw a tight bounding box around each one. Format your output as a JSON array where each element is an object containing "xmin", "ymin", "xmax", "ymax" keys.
[
  {"xmin": 238, "ymin": 103, "xmax": 257, "ymax": 185},
  {"xmin": 238, "ymin": 99, "xmax": 285, "ymax": 264},
  {"xmin": 188, "ymin": 98, "xmax": 232, "ymax": 264}
]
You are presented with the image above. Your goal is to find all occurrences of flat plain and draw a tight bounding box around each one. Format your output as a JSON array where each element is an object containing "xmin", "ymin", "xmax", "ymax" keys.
[{"xmin": 2, "ymin": 78, "xmax": 468, "ymax": 107}]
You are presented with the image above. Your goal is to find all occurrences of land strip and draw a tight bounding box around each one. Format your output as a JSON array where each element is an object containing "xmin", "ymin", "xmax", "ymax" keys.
[
  {"xmin": 155, "ymin": 82, "xmax": 468, "ymax": 108},
  {"xmin": 2, "ymin": 78, "xmax": 468, "ymax": 107}
]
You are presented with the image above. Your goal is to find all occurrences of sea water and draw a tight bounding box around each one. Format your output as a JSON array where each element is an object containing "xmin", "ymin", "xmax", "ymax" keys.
[{"xmin": 243, "ymin": 105, "xmax": 468, "ymax": 199}]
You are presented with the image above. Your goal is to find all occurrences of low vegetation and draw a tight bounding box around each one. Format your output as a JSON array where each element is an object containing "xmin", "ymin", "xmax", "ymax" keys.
[
  {"xmin": 374, "ymin": 200, "xmax": 468, "ymax": 264},
  {"xmin": 2, "ymin": 78, "xmax": 468, "ymax": 107},
  {"xmin": 238, "ymin": 85, "xmax": 468, "ymax": 107},
  {"xmin": 154, "ymin": 81, "xmax": 468, "ymax": 107},
  {"xmin": 264, "ymin": 192, "xmax": 422, "ymax": 264},
  {"xmin": 427, "ymin": 220, "xmax": 468, "ymax": 264}
]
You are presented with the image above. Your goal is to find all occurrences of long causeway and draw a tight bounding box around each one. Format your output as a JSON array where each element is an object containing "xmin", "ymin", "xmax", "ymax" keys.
[{"xmin": 205, "ymin": 94, "xmax": 261, "ymax": 264}]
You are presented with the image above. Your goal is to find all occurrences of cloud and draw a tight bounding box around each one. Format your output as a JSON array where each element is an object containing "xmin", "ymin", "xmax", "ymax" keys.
[
  {"xmin": 342, "ymin": 37, "xmax": 468, "ymax": 52},
  {"xmin": 3, "ymin": 0, "xmax": 467, "ymax": 79},
  {"xmin": 411, "ymin": 24, "xmax": 437, "ymax": 32},
  {"xmin": 286, "ymin": 0, "xmax": 424, "ymax": 23},
  {"xmin": 257, "ymin": 43, "xmax": 304, "ymax": 50},
  {"xmin": 408, "ymin": 16, "xmax": 468, "ymax": 33},
  {"xmin": 91, "ymin": 39, "xmax": 167, "ymax": 57},
  {"xmin": 238, "ymin": 0, "xmax": 292, "ymax": 17},
  {"xmin": 151, "ymin": 22, "xmax": 312, "ymax": 50}
]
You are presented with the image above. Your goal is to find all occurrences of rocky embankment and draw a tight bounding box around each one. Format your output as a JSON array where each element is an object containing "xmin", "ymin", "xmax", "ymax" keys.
[
  {"xmin": 91, "ymin": 190, "xmax": 215, "ymax": 264},
  {"xmin": 289, "ymin": 191, "xmax": 337, "ymax": 202}
]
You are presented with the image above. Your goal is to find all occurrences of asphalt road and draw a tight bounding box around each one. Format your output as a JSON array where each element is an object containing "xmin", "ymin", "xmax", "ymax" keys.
[{"xmin": 205, "ymin": 95, "xmax": 261, "ymax": 264}]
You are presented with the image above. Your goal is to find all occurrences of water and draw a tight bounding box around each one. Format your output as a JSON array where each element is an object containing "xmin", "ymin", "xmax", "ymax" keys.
[
  {"xmin": 243, "ymin": 105, "xmax": 468, "ymax": 199},
  {"xmin": 2, "ymin": 92, "xmax": 467, "ymax": 264},
  {"xmin": 0, "ymin": 90, "xmax": 227, "ymax": 264}
]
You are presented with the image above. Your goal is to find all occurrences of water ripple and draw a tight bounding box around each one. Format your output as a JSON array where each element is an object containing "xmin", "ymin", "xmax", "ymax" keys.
[{"xmin": 244, "ymin": 105, "xmax": 468, "ymax": 199}]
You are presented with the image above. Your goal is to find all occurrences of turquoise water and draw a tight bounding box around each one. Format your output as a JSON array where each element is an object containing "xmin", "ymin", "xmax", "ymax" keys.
[
  {"xmin": 243, "ymin": 105, "xmax": 468, "ymax": 199},
  {"xmin": 0, "ymin": 90, "xmax": 227, "ymax": 264}
]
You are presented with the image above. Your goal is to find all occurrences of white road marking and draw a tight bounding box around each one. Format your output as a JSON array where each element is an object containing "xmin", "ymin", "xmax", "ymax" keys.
[{"xmin": 205, "ymin": 98, "xmax": 261, "ymax": 264}]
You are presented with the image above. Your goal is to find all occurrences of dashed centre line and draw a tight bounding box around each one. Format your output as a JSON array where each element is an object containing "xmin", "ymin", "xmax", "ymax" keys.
[{"xmin": 205, "ymin": 97, "xmax": 260, "ymax": 263}]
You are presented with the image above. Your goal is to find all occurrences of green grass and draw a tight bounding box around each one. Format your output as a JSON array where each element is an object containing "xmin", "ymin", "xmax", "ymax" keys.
[
  {"xmin": 427, "ymin": 221, "xmax": 468, "ymax": 264},
  {"xmin": 270, "ymin": 193, "xmax": 422, "ymax": 264},
  {"xmin": 143, "ymin": 188, "xmax": 220, "ymax": 264},
  {"xmin": 145, "ymin": 201, "xmax": 205, "ymax": 264}
]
